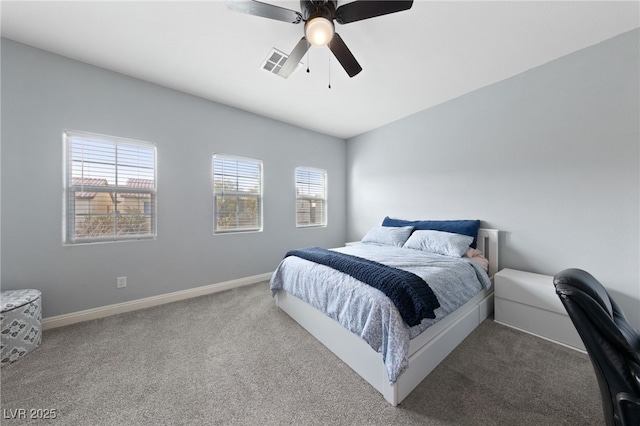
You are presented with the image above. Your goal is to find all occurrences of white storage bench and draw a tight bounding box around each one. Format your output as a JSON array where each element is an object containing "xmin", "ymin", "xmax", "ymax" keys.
[{"xmin": 494, "ymin": 268, "xmax": 585, "ymax": 351}]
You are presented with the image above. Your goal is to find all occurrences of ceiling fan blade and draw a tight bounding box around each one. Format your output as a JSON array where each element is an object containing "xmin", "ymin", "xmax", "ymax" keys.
[
  {"xmin": 328, "ymin": 33, "xmax": 362, "ymax": 78},
  {"xmin": 335, "ymin": 0, "xmax": 413, "ymax": 24},
  {"xmin": 226, "ymin": 0, "xmax": 302, "ymax": 24},
  {"xmin": 278, "ymin": 37, "xmax": 311, "ymax": 78}
]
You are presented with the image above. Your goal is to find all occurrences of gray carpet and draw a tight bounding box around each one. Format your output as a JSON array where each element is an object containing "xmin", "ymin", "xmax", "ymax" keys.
[{"xmin": 1, "ymin": 281, "xmax": 602, "ymax": 425}]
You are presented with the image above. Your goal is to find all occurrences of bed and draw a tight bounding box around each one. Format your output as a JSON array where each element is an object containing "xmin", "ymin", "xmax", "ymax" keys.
[{"xmin": 270, "ymin": 222, "xmax": 499, "ymax": 406}]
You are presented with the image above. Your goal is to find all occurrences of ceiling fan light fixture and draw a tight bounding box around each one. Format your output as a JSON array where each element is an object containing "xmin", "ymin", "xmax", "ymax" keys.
[{"xmin": 305, "ymin": 17, "xmax": 334, "ymax": 46}]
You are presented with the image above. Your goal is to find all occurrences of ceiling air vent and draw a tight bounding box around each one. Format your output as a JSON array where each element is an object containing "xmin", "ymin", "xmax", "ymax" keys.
[{"xmin": 261, "ymin": 48, "xmax": 301, "ymax": 78}]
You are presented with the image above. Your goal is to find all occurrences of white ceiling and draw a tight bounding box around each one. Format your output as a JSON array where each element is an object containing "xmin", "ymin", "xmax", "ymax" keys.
[{"xmin": 1, "ymin": 1, "xmax": 639, "ymax": 139}]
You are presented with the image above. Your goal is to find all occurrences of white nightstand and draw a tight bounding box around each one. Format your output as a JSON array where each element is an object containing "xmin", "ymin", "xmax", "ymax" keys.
[{"xmin": 494, "ymin": 268, "xmax": 584, "ymax": 351}]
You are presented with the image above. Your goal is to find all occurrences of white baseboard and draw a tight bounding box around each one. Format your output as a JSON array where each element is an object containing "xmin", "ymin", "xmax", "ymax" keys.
[
  {"xmin": 41, "ymin": 272, "xmax": 273, "ymax": 330},
  {"xmin": 493, "ymin": 320, "xmax": 587, "ymax": 354}
]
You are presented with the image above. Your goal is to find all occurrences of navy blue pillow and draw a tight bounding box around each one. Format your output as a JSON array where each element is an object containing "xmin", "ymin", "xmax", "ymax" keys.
[{"xmin": 381, "ymin": 217, "xmax": 481, "ymax": 249}]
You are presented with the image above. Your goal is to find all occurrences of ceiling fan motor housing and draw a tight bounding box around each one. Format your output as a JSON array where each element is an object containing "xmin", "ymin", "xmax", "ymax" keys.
[{"xmin": 301, "ymin": 0, "xmax": 337, "ymax": 22}]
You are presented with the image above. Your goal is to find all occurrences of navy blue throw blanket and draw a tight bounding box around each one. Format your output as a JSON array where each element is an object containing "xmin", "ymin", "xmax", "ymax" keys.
[{"xmin": 285, "ymin": 247, "xmax": 440, "ymax": 327}]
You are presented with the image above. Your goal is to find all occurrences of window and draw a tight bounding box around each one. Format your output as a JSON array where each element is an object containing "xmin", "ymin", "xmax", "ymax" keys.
[
  {"xmin": 296, "ymin": 167, "xmax": 326, "ymax": 227},
  {"xmin": 212, "ymin": 154, "xmax": 262, "ymax": 233},
  {"xmin": 64, "ymin": 130, "xmax": 157, "ymax": 244}
]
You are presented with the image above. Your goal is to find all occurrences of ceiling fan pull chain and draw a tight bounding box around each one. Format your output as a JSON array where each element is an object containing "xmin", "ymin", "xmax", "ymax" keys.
[
  {"xmin": 328, "ymin": 55, "xmax": 331, "ymax": 89},
  {"xmin": 307, "ymin": 50, "xmax": 310, "ymax": 73}
]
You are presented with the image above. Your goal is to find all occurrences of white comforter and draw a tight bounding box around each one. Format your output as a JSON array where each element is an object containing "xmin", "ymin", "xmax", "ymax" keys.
[{"xmin": 270, "ymin": 243, "xmax": 492, "ymax": 384}]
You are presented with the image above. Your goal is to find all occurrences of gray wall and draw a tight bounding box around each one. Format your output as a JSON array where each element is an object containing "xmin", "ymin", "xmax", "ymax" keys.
[
  {"xmin": 346, "ymin": 29, "xmax": 640, "ymax": 327},
  {"xmin": 3, "ymin": 29, "xmax": 639, "ymax": 328},
  {"xmin": 1, "ymin": 39, "xmax": 347, "ymax": 318}
]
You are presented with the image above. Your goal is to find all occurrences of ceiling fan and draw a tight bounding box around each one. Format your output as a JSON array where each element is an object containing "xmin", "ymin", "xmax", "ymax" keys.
[{"xmin": 226, "ymin": 0, "xmax": 414, "ymax": 78}]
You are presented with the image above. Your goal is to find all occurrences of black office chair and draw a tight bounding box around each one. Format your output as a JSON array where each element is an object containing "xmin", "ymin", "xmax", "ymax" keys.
[{"xmin": 554, "ymin": 268, "xmax": 640, "ymax": 426}]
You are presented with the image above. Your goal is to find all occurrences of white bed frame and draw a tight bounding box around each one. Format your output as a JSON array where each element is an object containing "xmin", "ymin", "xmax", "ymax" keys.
[{"xmin": 274, "ymin": 228, "xmax": 499, "ymax": 406}]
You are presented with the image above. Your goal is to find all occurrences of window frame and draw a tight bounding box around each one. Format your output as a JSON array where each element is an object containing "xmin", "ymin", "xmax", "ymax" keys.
[
  {"xmin": 63, "ymin": 130, "xmax": 157, "ymax": 244},
  {"xmin": 212, "ymin": 153, "xmax": 263, "ymax": 234},
  {"xmin": 295, "ymin": 166, "xmax": 327, "ymax": 228}
]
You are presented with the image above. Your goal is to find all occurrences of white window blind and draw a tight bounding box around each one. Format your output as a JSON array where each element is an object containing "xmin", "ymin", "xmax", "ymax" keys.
[
  {"xmin": 296, "ymin": 167, "xmax": 327, "ymax": 227},
  {"xmin": 64, "ymin": 130, "xmax": 157, "ymax": 243},
  {"xmin": 212, "ymin": 154, "xmax": 263, "ymax": 233}
]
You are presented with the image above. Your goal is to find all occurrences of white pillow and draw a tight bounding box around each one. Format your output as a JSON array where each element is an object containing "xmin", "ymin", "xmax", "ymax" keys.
[
  {"xmin": 403, "ymin": 230, "xmax": 473, "ymax": 257},
  {"xmin": 361, "ymin": 225, "xmax": 414, "ymax": 247}
]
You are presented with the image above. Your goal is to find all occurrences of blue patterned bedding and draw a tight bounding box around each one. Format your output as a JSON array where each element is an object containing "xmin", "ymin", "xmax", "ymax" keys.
[
  {"xmin": 270, "ymin": 243, "xmax": 492, "ymax": 384},
  {"xmin": 284, "ymin": 247, "xmax": 440, "ymax": 326}
]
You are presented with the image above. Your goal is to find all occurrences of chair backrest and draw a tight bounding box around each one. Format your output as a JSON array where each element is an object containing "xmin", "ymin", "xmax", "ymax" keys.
[{"xmin": 554, "ymin": 268, "xmax": 640, "ymax": 426}]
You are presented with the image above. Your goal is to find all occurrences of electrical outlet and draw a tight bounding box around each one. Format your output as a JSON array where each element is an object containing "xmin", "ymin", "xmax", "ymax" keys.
[{"xmin": 116, "ymin": 276, "xmax": 127, "ymax": 288}]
